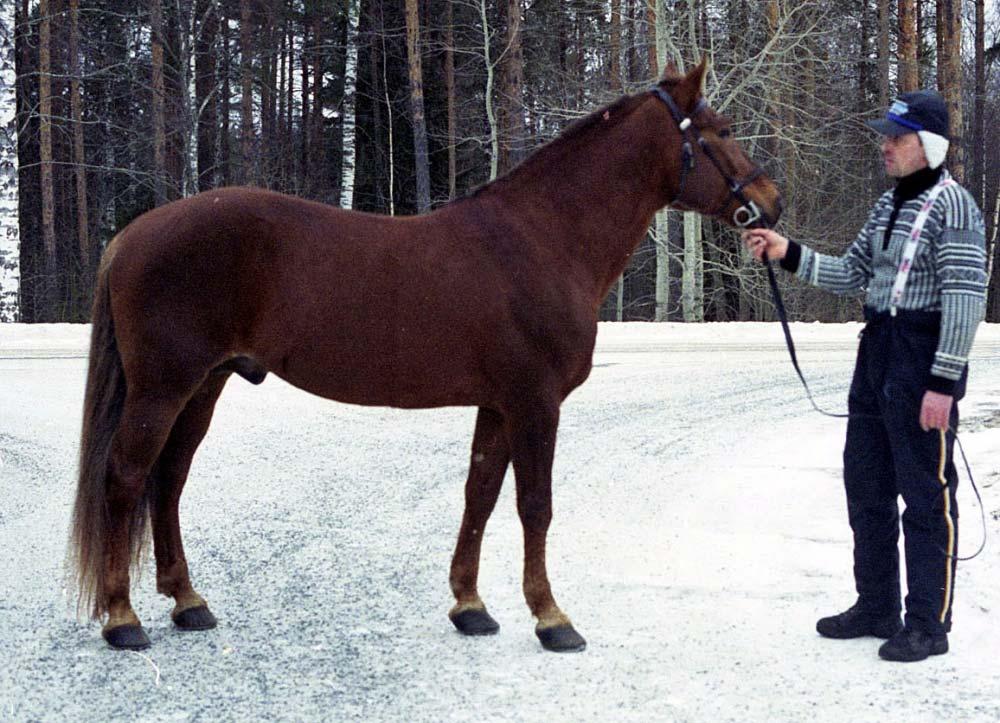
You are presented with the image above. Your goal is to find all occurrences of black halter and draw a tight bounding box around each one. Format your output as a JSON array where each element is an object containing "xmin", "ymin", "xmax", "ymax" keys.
[{"xmin": 650, "ymin": 86, "xmax": 770, "ymax": 228}]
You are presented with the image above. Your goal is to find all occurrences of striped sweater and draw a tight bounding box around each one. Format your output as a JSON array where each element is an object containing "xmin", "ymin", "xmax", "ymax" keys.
[{"xmin": 784, "ymin": 168, "xmax": 987, "ymax": 392}]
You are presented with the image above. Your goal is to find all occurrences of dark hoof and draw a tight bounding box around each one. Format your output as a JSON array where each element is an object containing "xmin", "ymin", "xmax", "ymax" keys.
[
  {"xmin": 103, "ymin": 624, "xmax": 151, "ymax": 651},
  {"xmin": 173, "ymin": 605, "xmax": 218, "ymax": 631},
  {"xmin": 450, "ymin": 608, "xmax": 500, "ymax": 636},
  {"xmin": 536, "ymin": 624, "xmax": 587, "ymax": 652}
]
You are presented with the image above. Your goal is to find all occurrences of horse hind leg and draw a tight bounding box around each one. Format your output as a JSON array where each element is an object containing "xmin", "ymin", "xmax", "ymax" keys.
[
  {"xmin": 150, "ymin": 375, "xmax": 229, "ymax": 632},
  {"xmin": 508, "ymin": 400, "xmax": 586, "ymax": 653},
  {"xmin": 449, "ymin": 407, "xmax": 509, "ymax": 636},
  {"xmin": 101, "ymin": 392, "xmax": 191, "ymax": 650}
]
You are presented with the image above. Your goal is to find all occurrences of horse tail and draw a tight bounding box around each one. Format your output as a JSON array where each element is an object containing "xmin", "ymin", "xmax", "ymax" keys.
[{"xmin": 69, "ymin": 247, "xmax": 145, "ymax": 620}]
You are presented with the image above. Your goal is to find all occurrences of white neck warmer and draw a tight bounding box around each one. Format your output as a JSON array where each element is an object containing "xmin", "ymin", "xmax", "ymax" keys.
[{"xmin": 917, "ymin": 131, "xmax": 949, "ymax": 169}]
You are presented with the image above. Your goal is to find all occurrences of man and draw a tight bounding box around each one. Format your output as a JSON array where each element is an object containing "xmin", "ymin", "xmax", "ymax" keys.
[{"xmin": 743, "ymin": 90, "xmax": 987, "ymax": 662}]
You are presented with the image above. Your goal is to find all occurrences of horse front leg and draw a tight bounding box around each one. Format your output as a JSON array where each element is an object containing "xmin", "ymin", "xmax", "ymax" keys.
[
  {"xmin": 508, "ymin": 400, "xmax": 586, "ymax": 652},
  {"xmin": 449, "ymin": 407, "xmax": 509, "ymax": 635}
]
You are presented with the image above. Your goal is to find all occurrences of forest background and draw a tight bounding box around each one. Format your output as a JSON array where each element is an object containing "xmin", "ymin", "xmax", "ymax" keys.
[{"xmin": 0, "ymin": 0, "xmax": 997, "ymax": 325}]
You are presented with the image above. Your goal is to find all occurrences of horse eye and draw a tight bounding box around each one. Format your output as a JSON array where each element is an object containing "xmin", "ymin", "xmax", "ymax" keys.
[{"xmin": 719, "ymin": 128, "xmax": 732, "ymax": 139}]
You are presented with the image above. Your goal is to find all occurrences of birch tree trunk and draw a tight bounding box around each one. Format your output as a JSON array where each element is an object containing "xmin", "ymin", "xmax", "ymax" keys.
[
  {"xmin": 611, "ymin": 0, "xmax": 624, "ymax": 321},
  {"xmin": 651, "ymin": 0, "xmax": 672, "ymax": 322},
  {"xmin": 480, "ymin": 0, "xmax": 499, "ymax": 181},
  {"xmin": 682, "ymin": 212, "xmax": 703, "ymax": 322},
  {"xmin": 39, "ymin": 0, "xmax": 57, "ymax": 316},
  {"xmin": 69, "ymin": 0, "xmax": 88, "ymax": 272},
  {"xmin": 341, "ymin": 0, "xmax": 360, "ymax": 208},
  {"xmin": 405, "ymin": 0, "xmax": 431, "ymax": 212}
]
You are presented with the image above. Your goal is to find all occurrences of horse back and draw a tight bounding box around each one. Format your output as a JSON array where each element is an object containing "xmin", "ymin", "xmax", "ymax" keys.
[{"xmin": 104, "ymin": 187, "xmax": 597, "ymax": 409}]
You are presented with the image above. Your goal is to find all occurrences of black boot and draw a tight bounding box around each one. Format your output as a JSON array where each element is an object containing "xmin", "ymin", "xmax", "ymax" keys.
[
  {"xmin": 816, "ymin": 603, "xmax": 903, "ymax": 639},
  {"xmin": 878, "ymin": 628, "xmax": 948, "ymax": 662}
]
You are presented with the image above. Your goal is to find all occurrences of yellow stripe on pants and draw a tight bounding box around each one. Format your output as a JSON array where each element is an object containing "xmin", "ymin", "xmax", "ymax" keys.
[{"xmin": 938, "ymin": 430, "xmax": 955, "ymax": 624}]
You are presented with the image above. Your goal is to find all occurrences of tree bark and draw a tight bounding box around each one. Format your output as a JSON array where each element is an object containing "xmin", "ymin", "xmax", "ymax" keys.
[
  {"xmin": 69, "ymin": 0, "xmax": 89, "ymax": 273},
  {"xmin": 444, "ymin": 0, "xmax": 457, "ymax": 200},
  {"xmin": 405, "ymin": 0, "xmax": 431, "ymax": 212},
  {"xmin": 151, "ymin": 0, "xmax": 168, "ymax": 205},
  {"xmin": 195, "ymin": 0, "xmax": 219, "ymax": 191},
  {"xmin": 498, "ymin": 0, "xmax": 526, "ymax": 175},
  {"xmin": 898, "ymin": 0, "xmax": 919, "ymax": 92},
  {"xmin": 480, "ymin": 0, "xmax": 499, "ymax": 181},
  {"xmin": 936, "ymin": 0, "xmax": 963, "ymax": 181},
  {"xmin": 240, "ymin": 0, "xmax": 255, "ymax": 185},
  {"xmin": 973, "ymin": 0, "xmax": 984, "ymax": 207},
  {"xmin": 221, "ymin": 8, "xmax": 232, "ymax": 186},
  {"xmin": 877, "ymin": 0, "xmax": 889, "ymax": 107},
  {"xmin": 39, "ymin": 0, "xmax": 57, "ymax": 316}
]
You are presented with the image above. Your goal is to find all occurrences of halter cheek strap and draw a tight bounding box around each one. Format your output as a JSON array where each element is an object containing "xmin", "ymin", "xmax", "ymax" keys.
[{"xmin": 650, "ymin": 87, "xmax": 769, "ymax": 228}]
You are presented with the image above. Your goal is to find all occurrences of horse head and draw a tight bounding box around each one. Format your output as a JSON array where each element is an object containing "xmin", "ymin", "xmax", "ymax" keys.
[{"xmin": 653, "ymin": 60, "xmax": 783, "ymax": 229}]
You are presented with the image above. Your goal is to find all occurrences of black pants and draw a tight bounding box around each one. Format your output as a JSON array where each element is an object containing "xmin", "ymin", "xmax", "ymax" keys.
[{"xmin": 844, "ymin": 308, "xmax": 963, "ymax": 635}]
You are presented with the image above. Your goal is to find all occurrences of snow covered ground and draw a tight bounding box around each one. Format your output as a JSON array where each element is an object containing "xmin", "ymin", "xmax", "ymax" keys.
[{"xmin": 1, "ymin": 321, "xmax": 999, "ymax": 722}]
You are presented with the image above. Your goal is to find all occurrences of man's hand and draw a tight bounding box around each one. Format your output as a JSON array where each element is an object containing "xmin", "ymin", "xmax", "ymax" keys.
[
  {"xmin": 742, "ymin": 228, "xmax": 790, "ymax": 262},
  {"xmin": 920, "ymin": 390, "xmax": 954, "ymax": 432}
]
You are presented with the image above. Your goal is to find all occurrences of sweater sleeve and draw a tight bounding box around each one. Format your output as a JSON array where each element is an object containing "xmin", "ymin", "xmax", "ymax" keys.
[
  {"xmin": 792, "ymin": 200, "xmax": 883, "ymax": 294},
  {"xmin": 930, "ymin": 186, "xmax": 988, "ymax": 387}
]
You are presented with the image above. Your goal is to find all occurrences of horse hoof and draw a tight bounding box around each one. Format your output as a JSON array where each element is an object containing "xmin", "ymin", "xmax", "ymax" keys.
[
  {"xmin": 172, "ymin": 605, "xmax": 218, "ymax": 631},
  {"xmin": 536, "ymin": 624, "xmax": 587, "ymax": 652},
  {"xmin": 102, "ymin": 624, "xmax": 151, "ymax": 651},
  {"xmin": 450, "ymin": 608, "xmax": 500, "ymax": 636}
]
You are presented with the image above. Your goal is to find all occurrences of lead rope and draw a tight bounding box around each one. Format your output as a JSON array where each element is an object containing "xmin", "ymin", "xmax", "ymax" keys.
[{"xmin": 761, "ymin": 253, "xmax": 987, "ymax": 562}]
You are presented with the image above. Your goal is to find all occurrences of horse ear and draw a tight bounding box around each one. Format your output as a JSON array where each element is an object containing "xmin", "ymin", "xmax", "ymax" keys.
[
  {"xmin": 687, "ymin": 58, "xmax": 709, "ymax": 94},
  {"xmin": 659, "ymin": 60, "xmax": 680, "ymax": 82},
  {"xmin": 671, "ymin": 58, "xmax": 709, "ymax": 109}
]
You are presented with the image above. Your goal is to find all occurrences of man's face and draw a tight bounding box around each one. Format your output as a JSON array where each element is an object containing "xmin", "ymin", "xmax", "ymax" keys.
[{"xmin": 881, "ymin": 132, "xmax": 928, "ymax": 178}]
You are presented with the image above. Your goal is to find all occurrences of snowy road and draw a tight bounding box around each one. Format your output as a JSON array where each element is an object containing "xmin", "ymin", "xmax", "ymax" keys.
[{"xmin": 2, "ymin": 322, "xmax": 999, "ymax": 722}]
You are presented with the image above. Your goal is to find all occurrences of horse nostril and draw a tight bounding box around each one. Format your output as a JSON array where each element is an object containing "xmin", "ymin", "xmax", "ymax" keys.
[{"xmin": 774, "ymin": 196, "xmax": 784, "ymax": 220}]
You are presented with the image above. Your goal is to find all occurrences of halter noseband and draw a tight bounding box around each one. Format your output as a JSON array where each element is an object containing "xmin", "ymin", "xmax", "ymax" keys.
[{"xmin": 650, "ymin": 87, "xmax": 769, "ymax": 229}]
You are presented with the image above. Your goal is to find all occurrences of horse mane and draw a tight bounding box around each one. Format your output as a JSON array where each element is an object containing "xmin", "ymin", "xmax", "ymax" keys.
[{"xmin": 458, "ymin": 89, "xmax": 657, "ymax": 203}]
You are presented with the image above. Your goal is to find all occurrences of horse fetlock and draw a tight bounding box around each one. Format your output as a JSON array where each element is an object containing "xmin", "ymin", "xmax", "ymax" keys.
[{"xmin": 535, "ymin": 608, "xmax": 572, "ymax": 631}]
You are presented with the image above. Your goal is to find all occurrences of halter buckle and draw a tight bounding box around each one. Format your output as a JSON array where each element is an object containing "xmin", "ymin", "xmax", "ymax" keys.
[{"xmin": 733, "ymin": 200, "xmax": 763, "ymax": 228}]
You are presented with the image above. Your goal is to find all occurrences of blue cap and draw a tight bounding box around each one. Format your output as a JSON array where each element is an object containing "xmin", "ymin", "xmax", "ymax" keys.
[{"xmin": 867, "ymin": 90, "xmax": 949, "ymax": 138}]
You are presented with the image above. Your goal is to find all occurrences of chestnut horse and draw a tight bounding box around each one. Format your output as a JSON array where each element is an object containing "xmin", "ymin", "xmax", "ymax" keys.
[{"xmin": 70, "ymin": 61, "xmax": 780, "ymax": 652}]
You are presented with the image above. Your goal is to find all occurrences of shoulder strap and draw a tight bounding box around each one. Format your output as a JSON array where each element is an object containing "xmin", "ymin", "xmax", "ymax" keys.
[{"xmin": 889, "ymin": 178, "xmax": 957, "ymax": 316}]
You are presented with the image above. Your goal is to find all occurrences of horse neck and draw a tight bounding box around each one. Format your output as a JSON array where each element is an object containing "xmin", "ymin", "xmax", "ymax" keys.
[{"xmin": 489, "ymin": 98, "xmax": 676, "ymax": 303}]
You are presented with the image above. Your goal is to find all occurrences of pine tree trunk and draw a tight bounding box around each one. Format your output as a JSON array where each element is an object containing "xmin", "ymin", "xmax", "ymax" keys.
[
  {"xmin": 240, "ymin": 0, "xmax": 254, "ymax": 184},
  {"xmin": 877, "ymin": 0, "xmax": 890, "ymax": 105},
  {"xmin": 151, "ymin": 0, "xmax": 167, "ymax": 205},
  {"xmin": 301, "ymin": 7, "xmax": 311, "ymax": 191},
  {"xmin": 195, "ymin": 0, "xmax": 219, "ymax": 191},
  {"xmin": 69, "ymin": 0, "xmax": 89, "ymax": 274},
  {"xmin": 899, "ymin": 0, "xmax": 919, "ymax": 92},
  {"xmin": 39, "ymin": 0, "xmax": 57, "ymax": 317},
  {"xmin": 498, "ymin": 0, "xmax": 525, "ymax": 175},
  {"xmin": 937, "ymin": 0, "xmax": 963, "ymax": 180},
  {"xmin": 405, "ymin": 0, "xmax": 430, "ymax": 212},
  {"xmin": 972, "ymin": 0, "xmax": 984, "ymax": 206},
  {"xmin": 444, "ymin": 0, "xmax": 457, "ymax": 200},
  {"xmin": 221, "ymin": 10, "xmax": 232, "ymax": 186}
]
